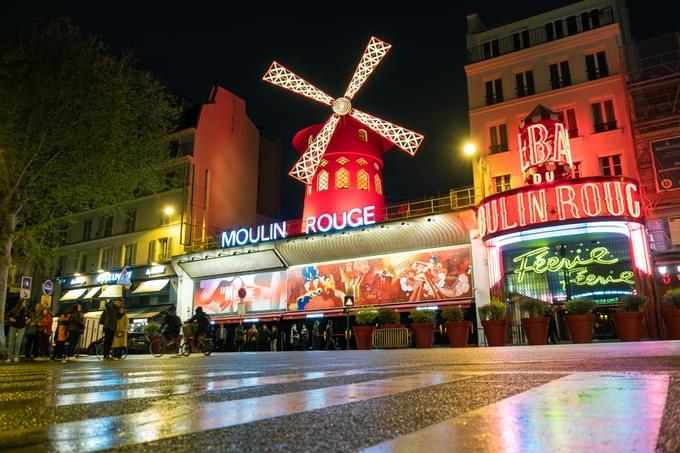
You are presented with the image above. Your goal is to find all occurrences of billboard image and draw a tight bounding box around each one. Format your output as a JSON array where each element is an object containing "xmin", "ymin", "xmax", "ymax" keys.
[
  {"xmin": 195, "ymin": 271, "xmax": 287, "ymax": 315},
  {"xmin": 287, "ymin": 246, "xmax": 472, "ymax": 311},
  {"xmin": 651, "ymin": 136, "xmax": 680, "ymax": 191}
]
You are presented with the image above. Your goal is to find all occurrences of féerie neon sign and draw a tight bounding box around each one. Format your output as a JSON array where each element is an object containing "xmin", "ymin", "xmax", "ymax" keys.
[{"xmin": 512, "ymin": 246, "xmax": 635, "ymax": 286}]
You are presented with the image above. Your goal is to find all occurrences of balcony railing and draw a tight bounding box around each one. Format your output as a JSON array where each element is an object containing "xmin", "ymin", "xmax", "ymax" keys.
[{"xmin": 467, "ymin": 7, "xmax": 614, "ymax": 64}]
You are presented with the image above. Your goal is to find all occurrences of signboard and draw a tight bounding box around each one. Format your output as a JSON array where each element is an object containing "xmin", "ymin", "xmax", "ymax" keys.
[
  {"xmin": 287, "ymin": 246, "xmax": 472, "ymax": 311},
  {"xmin": 20, "ymin": 276, "xmax": 32, "ymax": 299},
  {"xmin": 117, "ymin": 268, "xmax": 131, "ymax": 286},
  {"xmin": 42, "ymin": 280, "xmax": 53, "ymax": 296},
  {"xmin": 195, "ymin": 271, "xmax": 287, "ymax": 315},
  {"xmin": 651, "ymin": 136, "xmax": 680, "ymax": 191},
  {"xmin": 478, "ymin": 177, "xmax": 643, "ymax": 240},
  {"xmin": 519, "ymin": 119, "xmax": 573, "ymax": 185},
  {"xmin": 41, "ymin": 295, "xmax": 52, "ymax": 308}
]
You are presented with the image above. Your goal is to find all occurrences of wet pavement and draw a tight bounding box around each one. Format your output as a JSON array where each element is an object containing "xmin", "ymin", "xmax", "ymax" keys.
[{"xmin": 0, "ymin": 341, "xmax": 678, "ymax": 452}]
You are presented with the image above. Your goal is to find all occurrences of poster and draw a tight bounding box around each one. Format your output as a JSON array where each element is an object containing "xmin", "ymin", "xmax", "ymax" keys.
[
  {"xmin": 651, "ymin": 136, "xmax": 680, "ymax": 191},
  {"xmin": 286, "ymin": 246, "xmax": 472, "ymax": 311},
  {"xmin": 195, "ymin": 271, "xmax": 287, "ymax": 315}
]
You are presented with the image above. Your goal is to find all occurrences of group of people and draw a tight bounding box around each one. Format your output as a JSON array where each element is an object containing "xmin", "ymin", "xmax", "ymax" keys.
[
  {"xmin": 5, "ymin": 298, "xmax": 85, "ymax": 362},
  {"xmin": 290, "ymin": 320, "xmax": 337, "ymax": 350},
  {"xmin": 98, "ymin": 300, "xmax": 129, "ymax": 360},
  {"xmin": 233, "ymin": 323, "xmax": 278, "ymax": 352},
  {"xmin": 229, "ymin": 319, "xmax": 337, "ymax": 352}
]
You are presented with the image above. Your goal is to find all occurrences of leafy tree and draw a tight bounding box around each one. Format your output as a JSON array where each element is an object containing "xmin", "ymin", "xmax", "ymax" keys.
[{"xmin": 0, "ymin": 17, "xmax": 178, "ymax": 352}]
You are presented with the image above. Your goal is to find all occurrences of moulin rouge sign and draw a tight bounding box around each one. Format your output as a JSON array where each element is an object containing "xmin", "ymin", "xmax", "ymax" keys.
[{"xmin": 479, "ymin": 106, "xmax": 643, "ymax": 240}]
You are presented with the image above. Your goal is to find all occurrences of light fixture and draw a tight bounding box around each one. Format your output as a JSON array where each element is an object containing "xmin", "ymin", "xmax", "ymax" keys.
[
  {"xmin": 463, "ymin": 142, "xmax": 477, "ymax": 156},
  {"xmin": 163, "ymin": 206, "xmax": 175, "ymax": 216}
]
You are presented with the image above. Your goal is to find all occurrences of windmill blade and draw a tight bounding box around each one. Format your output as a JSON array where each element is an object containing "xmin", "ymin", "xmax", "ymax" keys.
[
  {"xmin": 343, "ymin": 36, "xmax": 392, "ymax": 100},
  {"xmin": 289, "ymin": 115, "xmax": 341, "ymax": 184},
  {"xmin": 350, "ymin": 108, "xmax": 424, "ymax": 156},
  {"xmin": 263, "ymin": 62, "xmax": 334, "ymax": 106}
]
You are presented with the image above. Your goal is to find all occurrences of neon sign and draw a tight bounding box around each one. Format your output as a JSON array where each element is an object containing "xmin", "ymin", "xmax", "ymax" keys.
[
  {"xmin": 478, "ymin": 177, "xmax": 642, "ymax": 240},
  {"xmin": 304, "ymin": 205, "xmax": 376, "ymax": 234},
  {"xmin": 96, "ymin": 271, "xmax": 133, "ymax": 284},
  {"xmin": 221, "ymin": 222, "xmax": 287, "ymax": 248},
  {"xmin": 512, "ymin": 246, "xmax": 635, "ymax": 287}
]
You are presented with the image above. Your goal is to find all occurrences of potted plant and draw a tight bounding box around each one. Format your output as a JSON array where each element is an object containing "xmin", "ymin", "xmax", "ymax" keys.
[
  {"xmin": 144, "ymin": 321, "xmax": 162, "ymax": 354},
  {"xmin": 441, "ymin": 306, "xmax": 470, "ymax": 347},
  {"xmin": 517, "ymin": 295, "xmax": 549, "ymax": 345},
  {"xmin": 564, "ymin": 299, "xmax": 596, "ymax": 343},
  {"xmin": 377, "ymin": 307, "xmax": 402, "ymax": 328},
  {"xmin": 662, "ymin": 289, "xmax": 680, "ymax": 340},
  {"xmin": 353, "ymin": 306, "xmax": 378, "ymax": 349},
  {"xmin": 408, "ymin": 308, "xmax": 436, "ymax": 348},
  {"xmin": 612, "ymin": 295, "xmax": 647, "ymax": 341},
  {"xmin": 478, "ymin": 297, "xmax": 508, "ymax": 347}
]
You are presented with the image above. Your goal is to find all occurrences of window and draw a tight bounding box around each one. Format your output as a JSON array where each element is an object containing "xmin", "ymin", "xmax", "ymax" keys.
[
  {"xmin": 356, "ymin": 158, "xmax": 368, "ymax": 166},
  {"xmin": 557, "ymin": 108, "xmax": 578, "ymax": 137},
  {"xmin": 566, "ymin": 15, "xmax": 578, "ymax": 35},
  {"xmin": 572, "ymin": 161, "xmax": 582, "ymax": 178},
  {"xmin": 123, "ymin": 243, "xmax": 136, "ymax": 266},
  {"xmin": 335, "ymin": 168, "xmax": 350, "ymax": 189},
  {"xmin": 78, "ymin": 253, "xmax": 89, "ymax": 273},
  {"xmin": 336, "ymin": 156, "xmax": 349, "ymax": 165},
  {"xmin": 515, "ymin": 70, "xmax": 535, "ymax": 97},
  {"xmin": 482, "ymin": 39, "xmax": 500, "ymax": 59},
  {"xmin": 317, "ymin": 170, "xmax": 329, "ymax": 191},
  {"xmin": 357, "ymin": 170, "xmax": 369, "ymax": 191},
  {"xmin": 549, "ymin": 61, "xmax": 571, "ymax": 89},
  {"xmin": 82, "ymin": 219, "xmax": 92, "ymax": 241},
  {"xmin": 374, "ymin": 174, "xmax": 383, "ymax": 195},
  {"xmin": 489, "ymin": 124, "xmax": 508, "ymax": 153},
  {"xmin": 147, "ymin": 240, "xmax": 156, "ymax": 264},
  {"xmin": 585, "ymin": 51, "xmax": 609, "ymax": 80},
  {"xmin": 494, "ymin": 175, "xmax": 511, "ymax": 193},
  {"xmin": 124, "ymin": 209, "xmax": 137, "ymax": 233},
  {"xmin": 581, "ymin": 9, "xmax": 601, "ymax": 30},
  {"xmin": 599, "ymin": 155, "xmax": 622, "ymax": 176},
  {"xmin": 544, "ymin": 20, "xmax": 564, "ymax": 41},
  {"xmin": 512, "ymin": 30, "xmax": 531, "ymax": 51},
  {"xmin": 485, "ymin": 78, "xmax": 504, "ymax": 105},
  {"xmin": 319, "ymin": 159, "xmax": 328, "ymax": 167},
  {"xmin": 56, "ymin": 226, "xmax": 68, "ymax": 246},
  {"xmin": 99, "ymin": 248, "xmax": 111, "ymax": 270},
  {"xmin": 592, "ymin": 100, "xmax": 617, "ymax": 132},
  {"xmin": 100, "ymin": 215, "xmax": 113, "ymax": 238},
  {"xmin": 358, "ymin": 129, "xmax": 368, "ymax": 142},
  {"xmin": 57, "ymin": 255, "xmax": 68, "ymax": 275},
  {"xmin": 158, "ymin": 238, "xmax": 171, "ymax": 262}
]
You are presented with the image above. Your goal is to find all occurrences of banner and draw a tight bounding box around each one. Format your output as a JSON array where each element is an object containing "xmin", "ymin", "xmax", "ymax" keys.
[
  {"xmin": 195, "ymin": 271, "xmax": 287, "ymax": 315},
  {"xmin": 651, "ymin": 137, "xmax": 680, "ymax": 191},
  {"xmin": 286, "ymin": 246, "xmax": 472, "ymax": 311}
]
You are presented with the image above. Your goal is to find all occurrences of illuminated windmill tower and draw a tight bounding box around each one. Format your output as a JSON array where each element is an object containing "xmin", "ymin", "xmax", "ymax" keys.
[{"xmin": 263, "ymin": 37, "xmax": 424, "ymax": 225}]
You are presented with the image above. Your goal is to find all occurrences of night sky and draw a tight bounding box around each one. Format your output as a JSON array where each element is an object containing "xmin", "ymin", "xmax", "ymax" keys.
[{"xmin": 5, "ymin": 2, "xmax": 677, "ymax": 219}]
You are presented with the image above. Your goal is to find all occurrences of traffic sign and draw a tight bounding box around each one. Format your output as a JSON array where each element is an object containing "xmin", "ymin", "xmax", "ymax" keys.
[
  {"xmin": 117, "ymin": 267, "xmax": 131, "ymax": 286},
  {"xmin": 41, "ymin": 295, "xmax": 52, "ymax": 308},
  {"xmin": 42, "ymin": 280, "xmax": 53, "ymax": 296},
  {"xmin": 21, "ymin": 276, "xmax": 32, "ymax": 290}
]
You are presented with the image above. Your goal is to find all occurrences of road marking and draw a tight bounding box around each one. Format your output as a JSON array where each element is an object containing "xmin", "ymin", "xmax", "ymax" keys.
[
  {"xmin": 362, "ymin": 372, "xmax": 670, "ymax": 453},
  {"xmin": 55, "ymin": 370, "xmax": 259, "ymax": 389}
]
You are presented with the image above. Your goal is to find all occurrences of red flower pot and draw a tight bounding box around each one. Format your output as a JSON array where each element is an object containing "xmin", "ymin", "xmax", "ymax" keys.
[
  {"xmin": 411, "ymin": 322, "xmax": 435, "ymax": 348},
  {"xmin": 481, "ymin": 319, "xmax": 508, "ymax": 347},
  {"xmin": 445, "ymin": 321, "xmax": 470, "ymax": 347},
  {"xmin": 352, "ymin": 325, "xmax": 375, "ymax": 349},
  {"xmin": 521, "ymin": 317, "xmax": 550, "ymax": 345},
  {"xmin": 565, "ymin": 314, "xmax": 595, "ymax": 343},
  {"xmin": 612, "ymin": 311, "xmax": 644, "ymax": 342},
  {"xmin": 661, "ymin": 309, "xmax": 680, "ymax": 340}
]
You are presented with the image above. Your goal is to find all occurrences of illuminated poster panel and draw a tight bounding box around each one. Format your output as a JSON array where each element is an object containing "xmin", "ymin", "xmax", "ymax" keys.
[
  {"xmin": 503, "ymin": 234, "xmax": 635, "ymax": 303},
  {"xmin": 195, "ymin": 271, "xmax": 287, "ymax": 314},
  {"xmin": 287, "ymin": 246, "xmax": 472, "ymax": 311}
]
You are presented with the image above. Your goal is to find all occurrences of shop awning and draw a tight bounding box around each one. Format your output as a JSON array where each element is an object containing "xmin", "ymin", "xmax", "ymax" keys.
[
  {"xmin": 177, "ymin": 249, "xmax": 286, "ymax": 279},
  {"xmin": 83, "ymin": 287, "xmax": 101, "ymax": 299},
  {"xmin": 126, "ymin": 305, "xmax": 173, "ymax": 319},
  {"xmin": 98, "ymin": 285, "xmax": 123, "ymax": 299},
  {"xmin": 59, "ymin": 288, "xmax": 87, "ymax": 301},
  {"xmin": 131, "ymin": 279, "xmax": 169, "ymax": 294}
]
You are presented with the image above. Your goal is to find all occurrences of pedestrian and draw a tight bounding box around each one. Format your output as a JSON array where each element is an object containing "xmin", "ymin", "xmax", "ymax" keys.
[
  {"xmin": 24, "ymin": 304, "xmax": 44, "ymax": 361},
  {"xmin": 100, "ymin": 300, "xmax": 118, "ymax": 360},
  {"xmin": 39, "ymin": 307, "xmax": 54, "ymax": 361},
  {"xmin": 325, "ymin": 320, "xmax": 335, "ymax": 350},
  {"xmin": 66, "ymin": 304, "xmax": 85, "ymax": 361},
  {"xmin": 6, "ymin": 299, "xmax": 28, "ymax": 362},
  {"xmin": 270, "ymin": 325, "xmax": 278, "ymax": 351},
  {"xmin": 246, "ymin": 325, "xmax": 258, "ymax": 351},
  {"xmin": 300, "ymin": 324, "xmax": 309, "ymax": 350},
  {"xmin": 234, "ymin": 323, "xmax": 245, "ymax": 352},
  {"xmin": 111, "ymin": 301, "xmax": 128, "ymax": 360},
  {"xmin": 312, "ymin": 320, "xmax": 320, "ymax": 350},
  {"xmin": 53, "ymin": 312, "xmax": 69, "ymax": 362},
  {"xmin": 259, "ymin": 325, "xmax": 270, "ymax": 351},
  {"xmin": 290, "ymin": 324, "xmax": 299, "ymax": 350}
]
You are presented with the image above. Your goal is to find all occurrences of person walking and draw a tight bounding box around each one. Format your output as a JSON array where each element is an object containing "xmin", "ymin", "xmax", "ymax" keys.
[
  {"xmin": 234, "ymin": 323, "xmax": 245, "ymax": 352},
  {"xmin": 246, "ymin": 325, "xmax": 258, "ymax": 352},
  {"xmin": 111, "ymin": 301, "xmax": 128, "ymax": 360},
  {"xmin": 100, "ymin": 301, "xmax": 118, "ymax": 360},
  {"xmin": 325, "ymin": 320, "xmax": 335, "ymax": 350},
  {"xmin": 290, "ymin": 324, "xmax": 299, "ymax": 350},
  {"xmin": 270, "ymin": 325, "xmax": 278, "ymax": 351},
  {"xmin": 312, "ymin": 320, "xmax": 320, "ymax": 350},
  {"xmin": 300, "ymin": 324, "xmax": 309, "ymax": 351},
  {"xmin": 6, "ymin": 299, "xmax": 28, "ymax": 362},
  {"xmin": 66, "ymin": 304, "xmax": 85, "ymax": 361},
  {"xmin": 24, "ymin": 304, "xmax": 44, "ymax": 361},
  {"xmin": 38, "ymin": 307, "xmax": 54, "ymax": 361},
  {"xmin": 53, "ymin": 313, "xmax": 69, "ymax": 362}
]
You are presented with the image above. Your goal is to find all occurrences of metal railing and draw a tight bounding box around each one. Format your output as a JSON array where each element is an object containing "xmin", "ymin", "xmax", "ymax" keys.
[
  {"xmin": 372, "ymin": 328, "xmax": 411, "ymax": 349},
  {"xmin": 467, "ymin": 7, "xmax": 614, "ymax": 64}
]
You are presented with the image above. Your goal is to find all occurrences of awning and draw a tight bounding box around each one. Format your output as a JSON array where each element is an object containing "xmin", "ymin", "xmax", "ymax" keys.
[
  {"xmin": 126, "ymin": 305, "xmax": 173, "ymax": 319},
  {"xmin": 83, "ymin": 287, "xmax": 101, "ymax": 299},
  {"xmin": 59, "ymin": 288, "xmax": 87, "ymax": 301},
  {"xmin": 98, "ymin": 285, "xmax": 123, "ymax": 299},
  {"xmin": 177, "ymin": 249, "xmax": 286, "ymax": 279},
  {"xmin": 281, "ymin": 300, "xmax": 473, "ymax": 319},
  {"xmin": 283, "ymin": 309, "xmax": 344, "ymax": 320},
  {"xmin": 131, "ymin": 278, "xmax": 169, "ymax": 294},
  {"xmin": 214, "ymin": 313, "xmax": 283, "ymax": 324},
  {"xmin": 84, "ymin": 310, "xmax": 103, "ymax": 319}
]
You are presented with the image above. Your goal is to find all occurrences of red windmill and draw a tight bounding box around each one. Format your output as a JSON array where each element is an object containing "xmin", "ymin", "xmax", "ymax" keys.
[{"xmin": 263, "ymin": 36, "xmax": 424, "ymax": 227}]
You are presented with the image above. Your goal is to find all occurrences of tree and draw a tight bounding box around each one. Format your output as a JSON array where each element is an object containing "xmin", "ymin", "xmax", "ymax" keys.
[{"xmin": 0, "ymin": 17, "xmax": 178, "ymax": 352}]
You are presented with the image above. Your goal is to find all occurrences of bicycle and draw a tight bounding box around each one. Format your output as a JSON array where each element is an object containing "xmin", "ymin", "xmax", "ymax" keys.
[
  {"xmin": 181, "ymin": 332, "xmax": 214, "ymax": 356},
  {"xmin": 94, "ymin": 338, "xmax": 128, "ymax": 360},
  {"xmin": 149, "ymin": 335, "xmax": 188, "ymax": 358}
]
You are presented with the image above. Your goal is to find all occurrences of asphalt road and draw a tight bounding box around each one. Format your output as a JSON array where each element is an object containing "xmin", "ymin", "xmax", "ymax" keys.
[{"xmin": 0, "ymin": 341, "xmax": 678, "ymax": 452}]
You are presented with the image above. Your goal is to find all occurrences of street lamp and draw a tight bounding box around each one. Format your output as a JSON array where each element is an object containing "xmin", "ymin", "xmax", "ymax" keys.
[
  {"xmin": 343, "ymin": 295, "xmax": 354, "ymax": 350},
  {"xmin": 462, "ymin": 141, "xmax": 485, "ymax": 200},
  {"xmin": 463, "ymin": 142, "xmax": 477, "ymax": 156}
]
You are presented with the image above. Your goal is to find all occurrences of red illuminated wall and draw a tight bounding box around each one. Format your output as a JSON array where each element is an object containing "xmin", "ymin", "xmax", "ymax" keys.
[{"xmin": 293, "ymin": 116, "xmax": 393, "ymax": 224}]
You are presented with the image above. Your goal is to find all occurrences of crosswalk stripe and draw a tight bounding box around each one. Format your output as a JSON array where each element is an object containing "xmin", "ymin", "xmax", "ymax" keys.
[
  {"xmin": 361, "ymin": 372, "xmax": 670, "ymax": 453},
  {"xmin": 0, "ymin": 372, "xmax": 468, "ymax": 451}
]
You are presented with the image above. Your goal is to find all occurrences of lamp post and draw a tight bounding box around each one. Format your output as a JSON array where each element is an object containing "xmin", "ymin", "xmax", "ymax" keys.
[{"xmin": 343, "ymin": 295, "xmax": 354, "ymax": 350}]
